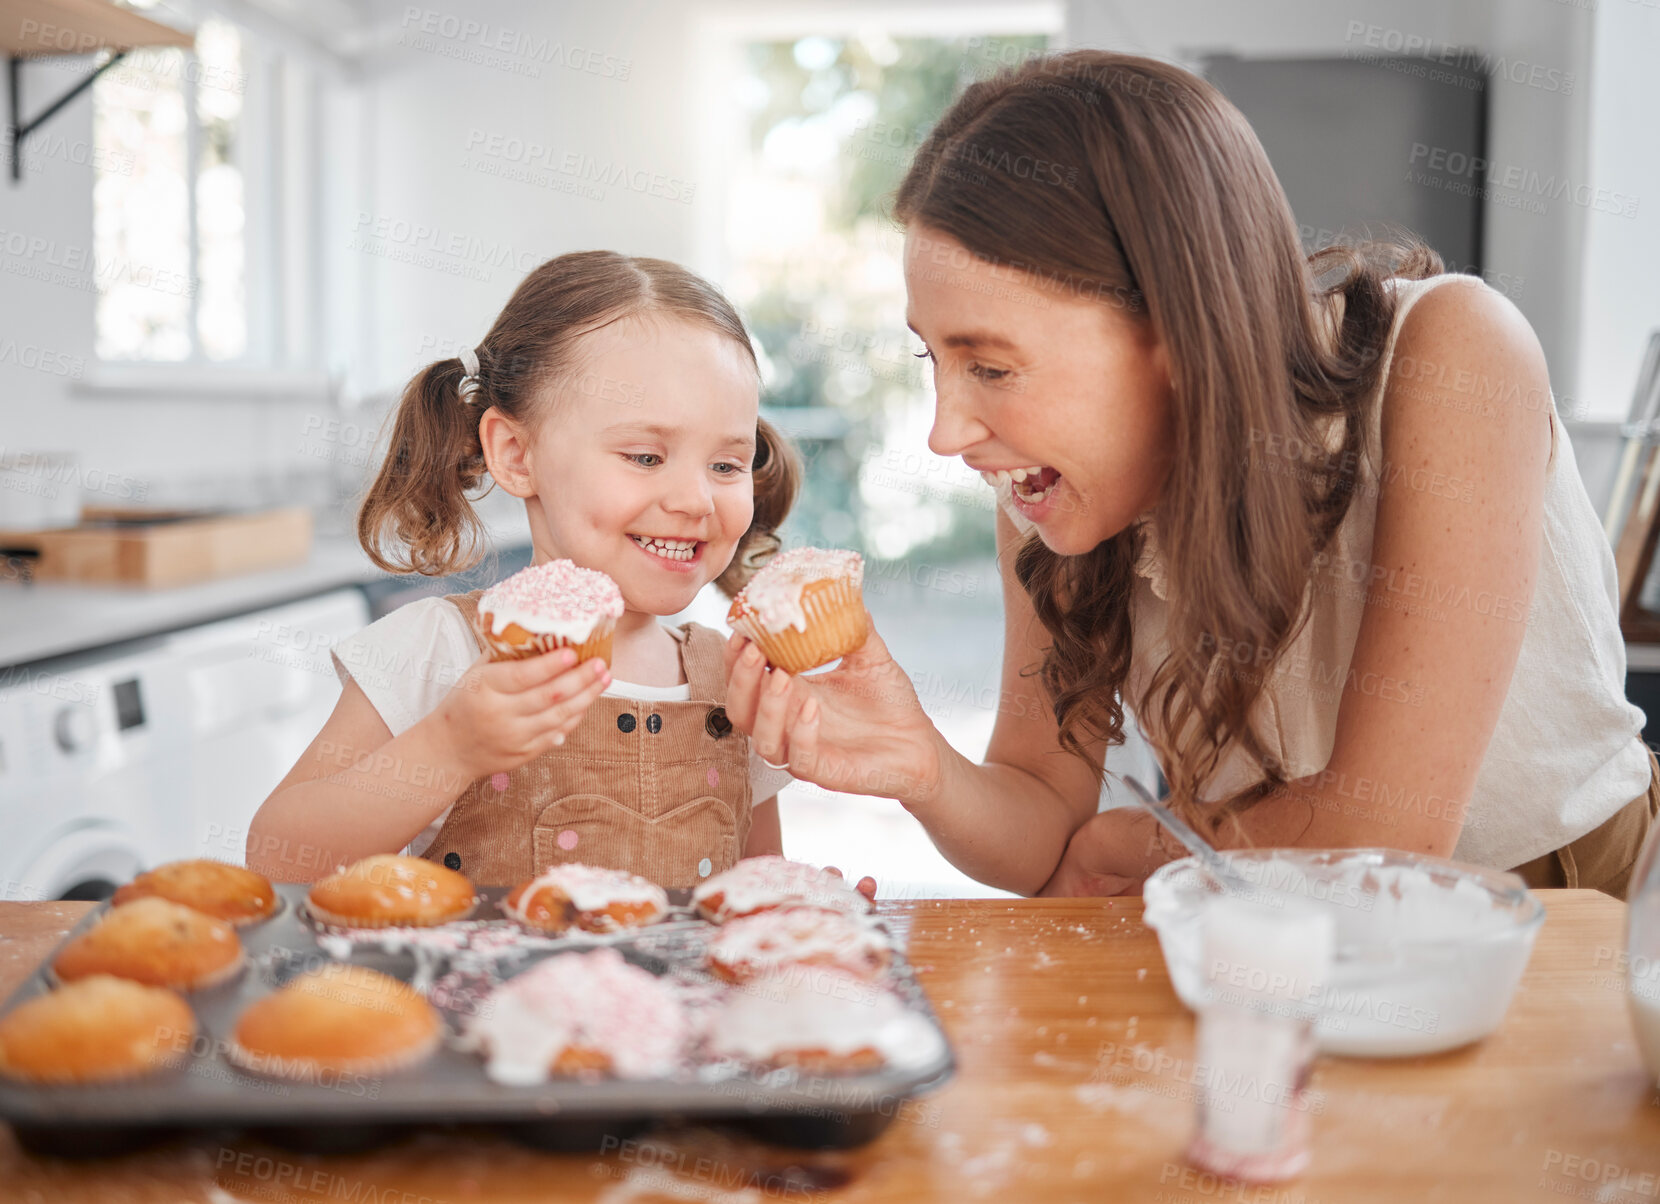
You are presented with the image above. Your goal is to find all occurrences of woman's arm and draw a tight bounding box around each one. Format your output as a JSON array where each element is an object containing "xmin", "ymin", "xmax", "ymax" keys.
[
  {"xmin": 1047, "ymin": 278, "xmax": 1555, "ymax": 889},
  {"xmin": 725, "ymin": 508, "xmax": 1105, "ymax": 895},
  {"xmin": 744, "ymin": 796, "xmax": 783, "ymax": 857}
]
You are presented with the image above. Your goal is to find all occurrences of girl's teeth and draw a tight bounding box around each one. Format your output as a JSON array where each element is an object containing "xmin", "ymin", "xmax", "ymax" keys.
[
  {"xmin": 632, "ymin": 535, "xmax": 697, "ymax": 562},
  {"xmin": 1010, "ymin": 468, "xmax": 1027, "ymax": 483}
]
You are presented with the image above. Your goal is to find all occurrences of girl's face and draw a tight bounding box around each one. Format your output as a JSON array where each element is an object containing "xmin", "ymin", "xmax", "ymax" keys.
[
  {"xmin": 903, "ymin": 226, "xmax": 1176, "ymax": 556},
  {"xmin": 491, "ymin": 315, "xmax": 759, "ymax": 617}
]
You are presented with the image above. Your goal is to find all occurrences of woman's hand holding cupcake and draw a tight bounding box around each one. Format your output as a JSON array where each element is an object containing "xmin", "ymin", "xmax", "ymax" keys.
[{"xmin": 723, "ymin": 620, "xmax": 947, "ymax": 811}]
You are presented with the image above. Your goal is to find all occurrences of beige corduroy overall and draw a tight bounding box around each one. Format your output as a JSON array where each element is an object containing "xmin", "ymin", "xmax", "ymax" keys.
[{"xmin": 419, "ymin": 590, "xmax": 753, "ymax": 888}]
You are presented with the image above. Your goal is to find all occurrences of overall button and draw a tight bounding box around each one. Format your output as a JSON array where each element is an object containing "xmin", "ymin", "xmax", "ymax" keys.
[
  {"xmin": 617, "ymin": 713, "xmax": 637, "ymax": 734},
  {"xmin": 646, "ymin": 713, "xmax": 663, "ymax": 734},
  {"xmin": 704, "ymin": 707, "xmax": 732, "ymax": 739},
  {"xmin": 443, "ymin": 852, "xmax": 462, "ymax": 870}
]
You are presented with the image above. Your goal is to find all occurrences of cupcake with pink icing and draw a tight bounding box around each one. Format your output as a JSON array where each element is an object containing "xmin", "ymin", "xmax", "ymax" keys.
[
  {"xmin": 692, "ymin": 855, "xmax": 873, "ymax": 923},
  {"xmin": 706, "ymin": 906, "xmax": 892, "ymax": 985},
  {"xmin": 501, "ymin": 863, "xmax": 670, "ymax": 934},
  {"xmin": 476, "ymin": 559, "xmax": 625, "ymax": 665},
  {"xmin": 726, "ymin": 546, "xmax": 867, "ymax": 673},
  {"xmin": 464, "ymin": 947, "xmax": 688, "ymax": 1083}
]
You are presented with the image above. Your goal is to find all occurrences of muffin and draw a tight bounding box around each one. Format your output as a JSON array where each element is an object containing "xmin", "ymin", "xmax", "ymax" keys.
[
  {"xmin": 705, "ymin": 972, "xmax": 944, "ymax": 1074},
  {"xmin": 502, "ymin": 864, "xmax": 670, "ymax": 935},
  {"xmin": 228, "ymin": 963, "xmax": 441, "ymax": 1081},
  {"xmin": 692, "ymin": 856, "xmax": 872, "ymax": 923},
  {"xmin": 476, "ymin": 559, "xmax": 624, "ymax": 665},
  {"xmin": 465, "ymin": 948, "xmax": 687, "ymax": 1084},
  {"xmin": 307, "ymin": 854, "xmax": 476, "ymax": 928},
  {"xmin": 53, "ymin": 897, "xmax": 244, "ymax": 991},
  {"xmin": 726, "ymin": 547, "xmax": 868, "ymax": 673},
  {"xmin": 112, "ymin": 859, "xmax": 278, "ymax": 927},
  {"xmin": 706, "ymin": 906, "xmax": 892, "ymax": 985},
  {"xmin": 0, "ymin": 975, "xmax": 195, "ymax": 1084}
]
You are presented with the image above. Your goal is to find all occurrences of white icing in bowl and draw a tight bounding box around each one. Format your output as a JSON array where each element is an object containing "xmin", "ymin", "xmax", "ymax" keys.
[{"xmin": 1142, "ymin": 848, "xmax": 1544, "ymax": 1057}]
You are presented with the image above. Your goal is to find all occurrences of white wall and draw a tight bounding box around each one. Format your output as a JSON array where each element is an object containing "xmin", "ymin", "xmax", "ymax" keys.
[{"xmin": 1575, "ymin": 0, "xmax": 1660, "ymax": 421}]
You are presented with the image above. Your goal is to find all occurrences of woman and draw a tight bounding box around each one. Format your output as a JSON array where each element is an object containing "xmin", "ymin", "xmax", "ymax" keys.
[{"xmin": 723, "ymin": 50, "xmax": 1658, "ymax": 899}]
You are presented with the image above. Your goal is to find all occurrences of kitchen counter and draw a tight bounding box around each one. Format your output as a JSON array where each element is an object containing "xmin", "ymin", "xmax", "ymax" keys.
[
  {"xmin": 0, "ymin": 891, "xmax": 1655, "ymax": 1201},
  {"xmin": 0, "ymin": 537, "xmax": 390, "ymax": 669}
]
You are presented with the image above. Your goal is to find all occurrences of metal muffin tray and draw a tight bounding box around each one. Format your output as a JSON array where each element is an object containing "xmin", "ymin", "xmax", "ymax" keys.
[{"xmin": 0, "ymin": 885, "xmax": 954, "ymax": 1157}]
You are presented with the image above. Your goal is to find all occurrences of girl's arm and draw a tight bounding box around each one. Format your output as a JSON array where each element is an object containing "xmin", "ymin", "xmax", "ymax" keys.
[
  {"xmin": 246, "ymin": 677, "xmax": 471, "ymax": 880},
  {"xmin": 247, "ymin": 649, "xmax": 613, "ymax": 881},
  {"xmin": 1046, "ymin": 278, "xmax": 1555, "ymax": 891},
  {"xmin": 725, "ymin": 507, "xmax": 1105, "ymax": 896},
  {"xmin": 744, "ymin": 796, "xmax": 783, "ymax": 857}
]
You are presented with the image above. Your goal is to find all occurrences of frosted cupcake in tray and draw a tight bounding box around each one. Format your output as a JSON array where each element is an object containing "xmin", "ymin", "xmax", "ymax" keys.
[
  {"xmin": 476, "ymin": 558, "xmax": 625, "ymax": 665},
  {"xmin": 464, "ymin": 947, "xmax": 688, "ymax": 1083},
  {"xmin": 502, "ymin": 863, "xmax": 670, "ymax": 935},
  {"xmin": 706, "ymin": 972, "xmax": 945, "ymax": 1074},
  {"xmin": 706, "ymin": 906, "xmax": 892, "ymax": 985},
  {"xmin": 692, "ymin": 856, "xmax": 872, "ymax": 923},
  {"xmin": 726, "ymin": 547, "xmax": 867, "ymax": 673}
]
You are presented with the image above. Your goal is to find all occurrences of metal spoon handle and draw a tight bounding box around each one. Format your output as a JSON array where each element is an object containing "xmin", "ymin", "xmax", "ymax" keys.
[{"xmin": 1122, "ymin": 774, "xmax": 1252, "ymax": 896}]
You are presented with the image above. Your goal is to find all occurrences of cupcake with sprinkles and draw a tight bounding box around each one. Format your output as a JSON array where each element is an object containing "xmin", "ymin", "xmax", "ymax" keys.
[
  {"xmin": 693, "ymin": 855, "xmax": 872, "ymax": 923},
  {"xmin": 476, "ymin": 558, "xmax": 625, "ymax": 665},
  {"xmin": 502, "ymin": 863, "xmax": 670, "ymax": 935},
  {"xmin": 464, "ymin": 947, "xmax": 688, "ymax": 1083},
  {"xmin": 706, "ymin": 906, "xmax": 892, "ymax": 985},
  {"xmin": 727, "ymin": 547, "xmax": 867, "ymax": 673}
]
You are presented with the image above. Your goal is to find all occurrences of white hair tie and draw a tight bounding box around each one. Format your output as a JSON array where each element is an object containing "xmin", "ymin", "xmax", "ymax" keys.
[{"xmin": 457, "ymin": 345, "xmax": 483, "ymax": 403}]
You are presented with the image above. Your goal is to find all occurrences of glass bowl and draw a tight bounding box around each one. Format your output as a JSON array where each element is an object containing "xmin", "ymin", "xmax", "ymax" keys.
[{"xmin": 1142, "ymin": 848, "xmax": 1544, "ymax": 1057}]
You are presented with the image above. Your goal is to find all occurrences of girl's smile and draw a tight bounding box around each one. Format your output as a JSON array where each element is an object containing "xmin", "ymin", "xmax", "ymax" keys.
[{"xmin": 485, "ymin": 314, "xmax": 760, "ymax": 618}]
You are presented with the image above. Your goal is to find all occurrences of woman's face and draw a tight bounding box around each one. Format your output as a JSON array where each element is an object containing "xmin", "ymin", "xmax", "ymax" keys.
[{"xmin": 904, "ymin": 226, "xmax": 1176, "ymax": 556}]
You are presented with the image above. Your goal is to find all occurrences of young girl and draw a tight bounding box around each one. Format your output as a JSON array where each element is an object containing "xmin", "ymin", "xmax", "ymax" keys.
[
  {"xmin": 247, "ymin": 251, "xmax": 804, "ymax": 888},
  {"xmin": 724, "ymin": 49, "xmax": 1658, "ymax": 899}
]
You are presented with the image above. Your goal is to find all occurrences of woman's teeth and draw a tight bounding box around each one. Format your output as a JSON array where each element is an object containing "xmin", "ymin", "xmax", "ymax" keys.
[
  {"xmin": 980, "ymin": 466, "xmax": 1058, "ymax": 504},
  {"xmin": 630, "ymin": 535, "xmax": 698, "ymax": 562}
]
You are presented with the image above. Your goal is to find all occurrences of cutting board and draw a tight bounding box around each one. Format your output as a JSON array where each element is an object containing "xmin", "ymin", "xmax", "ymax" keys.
[{"xmin": 0, "ymin": 506, "xmax": 312, "ymax": 586}]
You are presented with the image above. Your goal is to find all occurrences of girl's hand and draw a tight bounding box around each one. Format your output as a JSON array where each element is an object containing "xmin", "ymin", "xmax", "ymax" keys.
[
  {"xmin": 824, "ymin": 865, "xmax": 879, "ymax": 902},
  {"xmin": 425, "ymin": 649, "xmax": 612, "ymax": 780},
  {"xmin": 1037, "ymin": 806, "xmax": 1174, "ymax": 897},
  {"xmin": 723, "ymin": 618, "xmax": 946, "ymax": 808}
]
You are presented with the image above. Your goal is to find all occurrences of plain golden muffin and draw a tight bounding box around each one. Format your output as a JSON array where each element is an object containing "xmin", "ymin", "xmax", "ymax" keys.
[
  {"xmin": 53, "ymin": 897, "xmax": 243, "ymax": 991},
  {"xmin": 306, "ymin": 854, "xmax": 476, "ymax": 928},
  {"xmin": 112, "ymin": 859, "xmax": 278, "ymax": 927},
  {"xmin": 228, "ymin": 963, "xmax": 441, "ymax": 1079},
  {"xmin": 0, "ymin": 975, "xmax": 195, "ymax": 1084}
]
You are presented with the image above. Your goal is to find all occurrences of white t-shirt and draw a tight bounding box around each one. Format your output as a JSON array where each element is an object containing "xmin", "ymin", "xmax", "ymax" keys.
[{"xmin": 329, "ymin": 596, "xmax": 792, "ymax": 857}]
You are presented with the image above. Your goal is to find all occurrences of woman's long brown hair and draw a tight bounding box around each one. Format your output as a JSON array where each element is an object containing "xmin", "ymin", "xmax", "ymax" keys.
[
  {"xmin": 895, "ymin": 50, "xmax": 1440, "ymax": 831},
  {"xmin": 358, "ymin": 250, "xmax": 799, "ymax": 597}
]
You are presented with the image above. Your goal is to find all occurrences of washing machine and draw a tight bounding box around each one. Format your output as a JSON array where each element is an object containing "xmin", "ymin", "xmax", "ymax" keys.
[{"xmin": 0, "ymin": 586, "xmax": 368, "ymax": 900}]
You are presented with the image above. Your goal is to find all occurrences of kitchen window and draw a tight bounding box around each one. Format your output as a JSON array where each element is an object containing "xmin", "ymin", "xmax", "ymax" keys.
[{"xmin": 90, "ymin": 10, "xmax": 326, "ymax": 376}]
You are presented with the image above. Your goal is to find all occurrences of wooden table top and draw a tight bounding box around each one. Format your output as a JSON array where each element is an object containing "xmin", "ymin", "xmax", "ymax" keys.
[{"xmin": 0, "ymin": 890, "xmax": 1656, "ymax": 1203}]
